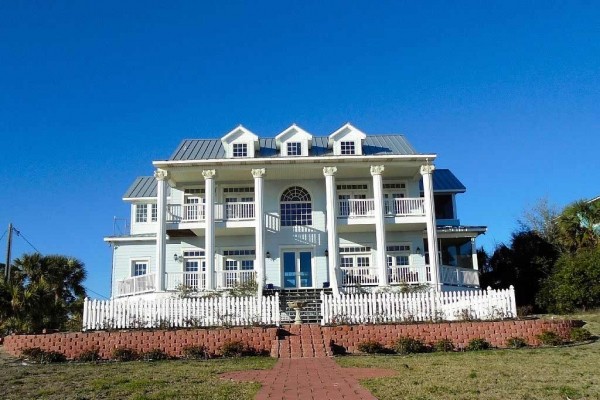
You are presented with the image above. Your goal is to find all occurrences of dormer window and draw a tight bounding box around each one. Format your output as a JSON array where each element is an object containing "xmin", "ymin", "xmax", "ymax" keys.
[
  {"xmin": 287, "ymin": 142, "xmax": 302, "ymax": 156},
  {"xmin": 232, "ymin": 143, "xmax": 248, "ymax": 158},
  {"xmin": 340, "ymin": 141, "xmax": 356, "ymax": 155},
  {"xmin": 221, "ymin": 125, "xmax": 259, "ymax": 159},
  {"xmin": 329, "ymin": 123, "xmax": 366, "ymax": 156}
]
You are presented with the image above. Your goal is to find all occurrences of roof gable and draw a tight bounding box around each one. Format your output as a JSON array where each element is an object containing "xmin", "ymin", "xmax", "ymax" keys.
[
  {"xmin": 328, "ymin": 123, "xmax": 367, "ymax": 145},
  {"xmin": 221, "ymin": 125, "xmax": 259, "ymax": 145},
  {"xmin": 275, "ymin": 124, "xmax": 313, "ymax": 149}
]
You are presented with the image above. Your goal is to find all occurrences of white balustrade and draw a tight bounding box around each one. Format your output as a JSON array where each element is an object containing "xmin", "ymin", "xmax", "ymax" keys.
[
  {"xmin": 168, "ymin": 202, "xmax": 255, "ymax": 222},
  {"xmin": 165, "ymin": 272, "xmax": 206, "ymax": 291},
  {"xmin": 338, "ymin": 199, "xmax": 376, "ymax": 217},
  {"xmin": 385, "ymin": 198, "xmax": 426, "ymax": 216},
  {"xmin": 387, "ymin": 265, "xmax": 428, "ymax": 284},
  {"xmin": 116, "ymin": 273, "xmax": 156, "ymax": 297},
  {"xmin": 440, "ymin": 266, "xmax": 480, "ymax": 286},
  {"xmin": 340, "ymin": 267, "xmax": 379, "ymax": 285},
  {"xmin": 216, "ymin": 270, "xmax": 256, "ymax": 289}
]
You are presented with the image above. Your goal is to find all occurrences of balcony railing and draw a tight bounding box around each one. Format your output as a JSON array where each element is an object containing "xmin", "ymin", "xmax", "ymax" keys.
[
  {"xmin": 385, "ymin": 198, "xmax": 425, "ymax": 216},
  {"xmin": 387, "ymin": 265, "xmax": 431, "ymax": 284},
  {"xmin": 216, "ymin": 202, "xmax": 255, "ymax": 220},
  {"xmin": 341, "ymin": 267, "xmax": 379, "ymax": 286},
  {"xmin": 166, "ymin": 202, "xmax": 255, "ymax": 223},
  {"xmin": 116, "ymin": 273, "xmax": 156, "ymax": 297},
  {"xmin": 440, "ymin": 266, "xmax": 479, "ymax": 287},
  {"xmin": 165, "ymin": 271, "xmax": 206, "ymax": 291},
  {"xmin": 338, "ymin": 198, "xmax": 425, "ymax": 218},
  {"xmin": 338, "ymin": 199, "xmax": 376, "ymax": 217},
  {"xmin": 216, "ymin": 270, "xmax": 256, "ymax": 289}
]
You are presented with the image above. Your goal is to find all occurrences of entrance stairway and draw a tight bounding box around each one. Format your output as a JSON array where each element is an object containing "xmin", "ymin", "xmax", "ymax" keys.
[
  {"xmin": 264, "ymin": 288, "xmax": 332, "ymax": 324},
  {"xmin": 271, "ymin": 324, "xmax": 333, "ymax": 358}
]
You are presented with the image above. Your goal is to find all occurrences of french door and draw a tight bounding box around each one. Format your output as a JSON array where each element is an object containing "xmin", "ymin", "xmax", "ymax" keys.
[{"xmin": 282, "ymin": 250, "xmax": 313, "ymax": 288}]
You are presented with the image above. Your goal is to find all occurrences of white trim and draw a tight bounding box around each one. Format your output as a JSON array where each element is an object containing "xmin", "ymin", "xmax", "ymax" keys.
[
  {"xmin": 153, "ymin": 154, "xmax": 438, "ymax": 168},
  {"xmin": 104, "ymin": 236, "xmax": 156, "ymax": 242},
  {"xmin": 130, "ymin": 258, "xmax": 151, "ymax": 276}
]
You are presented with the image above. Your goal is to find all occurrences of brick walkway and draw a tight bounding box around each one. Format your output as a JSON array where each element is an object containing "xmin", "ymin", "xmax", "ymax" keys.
[{"xmin": 221, "ymin": 357, "xmax": 396, "ymax": 399}]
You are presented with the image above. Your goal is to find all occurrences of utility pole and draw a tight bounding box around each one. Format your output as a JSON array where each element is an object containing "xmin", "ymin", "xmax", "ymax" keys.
[{"xmin": 5, "ymin": 223, "xmax": 12, "ymax": 280}]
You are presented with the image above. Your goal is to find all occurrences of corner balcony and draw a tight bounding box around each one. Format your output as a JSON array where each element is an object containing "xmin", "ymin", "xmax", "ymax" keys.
[
  {"xmin": 337, "ymin": 198, "xmax": 427, "ymax": 229},
  {"xmin": 166, "ymin": 202, "xmax": 255, "ymax": 229}
]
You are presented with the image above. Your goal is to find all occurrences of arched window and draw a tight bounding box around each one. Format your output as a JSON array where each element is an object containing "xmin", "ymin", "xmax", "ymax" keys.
[{"xmin": 280, "ymin": 186, "xmax": 312, "ymax": 226}]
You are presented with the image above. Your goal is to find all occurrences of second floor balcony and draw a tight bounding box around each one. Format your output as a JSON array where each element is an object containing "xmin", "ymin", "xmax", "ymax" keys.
[
  {"xmin": 166, "ymin": 202, "xmax": 255, "ymax": 224},
  {"xmin": 338, "ymin": 197, "xmax": 426, "ymax": 223}
]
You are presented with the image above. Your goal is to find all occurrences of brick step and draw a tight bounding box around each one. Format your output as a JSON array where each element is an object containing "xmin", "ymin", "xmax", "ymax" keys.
[{"xmin": 274, "ymin": 324, "xmax": 332, "ymax": 358}]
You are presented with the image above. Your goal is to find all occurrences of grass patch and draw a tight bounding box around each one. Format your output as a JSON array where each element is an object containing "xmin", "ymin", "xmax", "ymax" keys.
[
  {"xmin": 0, "ymin": 353, "xmax": 276, "ymax": 400},
  {"xmin": 337, "ymin": 311, "xmax": 600, "ymax": 400}
]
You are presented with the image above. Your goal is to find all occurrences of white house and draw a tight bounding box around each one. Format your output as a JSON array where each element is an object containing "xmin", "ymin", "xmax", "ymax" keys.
[{"xmin": 105, "ymin": 123, "xmax": 486, "ymax": 302}]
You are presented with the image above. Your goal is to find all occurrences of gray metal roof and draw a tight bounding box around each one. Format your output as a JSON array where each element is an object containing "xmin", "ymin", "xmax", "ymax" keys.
[
  {"xmin": 168, "ymin": 135, "xmax": 417, "ymax": 161},
  {"xmin": 123, "ymin": 176, "xmax": 156, "ymax": 198},
  {"xmin": 420, "ymin": 169, "xmax": 466, "ymax": 193}
]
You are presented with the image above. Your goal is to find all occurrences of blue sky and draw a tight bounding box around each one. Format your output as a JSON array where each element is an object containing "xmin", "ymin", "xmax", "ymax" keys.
[{"xmin": 1, "ymin": 1, "xmax": 598, "ymax": 299}]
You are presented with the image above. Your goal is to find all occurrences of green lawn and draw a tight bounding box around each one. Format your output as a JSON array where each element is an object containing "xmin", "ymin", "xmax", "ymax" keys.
[
  {"xmin": 0, "ymin": 354, "xmax": 275, "ymax": 400},
  {"xmin": 337, "ymin": 311, "xmax": 600, "ymax": 400}
]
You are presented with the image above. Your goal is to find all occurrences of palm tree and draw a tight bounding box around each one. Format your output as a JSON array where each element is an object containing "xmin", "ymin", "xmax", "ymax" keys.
[
  {"xmin": 555, "ymin": 200, "xmax": 600, "ymax": 254},
  {"xmin": 1, "ymin": 253, "xmax": 87, "ymax": 333}
]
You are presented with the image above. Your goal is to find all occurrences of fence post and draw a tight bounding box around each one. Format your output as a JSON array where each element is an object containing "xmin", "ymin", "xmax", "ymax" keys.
[
  {"xmin": 509, "ymin": 285, "xmax": 517, "ymax": 318},
  {"xmin": 274, "ymin": 291, "xmax": 281, "ymax": 326}
]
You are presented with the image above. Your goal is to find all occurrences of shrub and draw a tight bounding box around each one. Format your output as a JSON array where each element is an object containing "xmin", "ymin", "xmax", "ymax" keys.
[
  {"xmin": 570, "ymin": 327, "xmax": 592, "ymax": 342},
  {"xmin": 357, "ymin": 340, "xmax": 385, "ymax": 354},
  {"xmin": 21, "ymin": 347, "xmax": 66, "ymax": 363},
  {"xmin": 112, "ymin": 347, "xmax": 139, "ymax": 361},
  {"xmin": 221, "ymin": 340, "xmax": 246, "ymax": 357},
  {"xmin": 466, "ymin": 338, "xmax": 491, "ymax": 351},
  {"xmin": 506, "ymin": 337, "xmax": 528, "ymax": 349},
  {"xmin": 394, "ymin": 337, "xmax": 426, "ymax": 354},
  {"xmin": 434, "ymin": 338, "xmax": 455, "ymax": 352},
  {"xmin": 182, "ymin": 345, "xmax": 210, "ymax": 360},
  {"xmin": 76, "ymin": 348, "xmax": 101, "ymax": 362},
  {"xmin": 141, "ymin": 348, "xmax": 169, "ymax": 361},
  {"xmin": 537, "ymin": 330, "xmax": 563, "ymax": 346}
]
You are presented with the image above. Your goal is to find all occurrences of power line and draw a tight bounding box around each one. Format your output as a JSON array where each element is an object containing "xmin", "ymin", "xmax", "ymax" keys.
[
  {"xmin": 84, "ymin": 286, "xmax": 109, "ymax": 300},
  {"xmin": 12, "ymin": 227, "xmax": 41, "ymax": 253},
  {"xmin": 0, "ymin": 229, "xmax": 7, "ymax": 243}
]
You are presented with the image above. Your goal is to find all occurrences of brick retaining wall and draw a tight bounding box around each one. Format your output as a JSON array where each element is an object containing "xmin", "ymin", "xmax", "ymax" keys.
[
  {"xmin": 3, "ymin": 327, "xmax": 279, "ymax": 359},
  {"xmin": 3, "ymin": 319, "xmax": 575, "ymax": 359},
  {"xmin": 321, "ymin": 319, "xmax": 575, "ymax": 353}
]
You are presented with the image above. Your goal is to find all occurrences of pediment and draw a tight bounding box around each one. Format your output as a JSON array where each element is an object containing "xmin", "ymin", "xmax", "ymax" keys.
[
  {"xmin": 221, "ymin": 125, "xmax": 259, "ymax": 145},
  {"xmin": 328, "ymin": 123, "xmax": 367, "ymax": 145},
  {"xmin": 275, "ymin": 124, "xmax": 313, "ymax": 149}
]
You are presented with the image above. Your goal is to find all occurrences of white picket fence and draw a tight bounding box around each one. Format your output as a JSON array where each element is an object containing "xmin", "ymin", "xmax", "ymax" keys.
[
  {"xmin": 320, "ymin": 286, "xmax": 517, "ymax": 325},
  {"xmin": 82, "ymin": 294, "xmax": 280, "ymax": 330}
]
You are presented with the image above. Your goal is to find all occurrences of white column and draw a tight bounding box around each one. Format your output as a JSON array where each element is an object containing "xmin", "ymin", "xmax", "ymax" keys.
[
  {"xmin": 421, "ymin": 164, "xmax": 441, "ymax": 291},
  {"xmin": 203, "ymin": 169, "xmax": 216, "ymax": 290},
  {"xmin": 252, "ymin": 168, "xmax": 266, "ymax": 297},
  {"xmin": 471, "ymin": 237, "xmax": 479, "ymax": 271},
  {"xmin": 371, "ymin": 165, "xmax": 388, "ymax": 287},
  {"xmin": 323, "ymin": 167, "xmax": 340, "ymax": 296},
  {"xmin": 154, "ymin": 169, "xmax": 168, "ymax": 292}
]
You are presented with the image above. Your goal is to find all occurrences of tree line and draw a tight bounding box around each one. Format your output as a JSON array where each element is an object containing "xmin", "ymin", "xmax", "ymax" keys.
[{"xmin": 480, "ymin": 198, "xmax": 600, "ymax": 314}]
